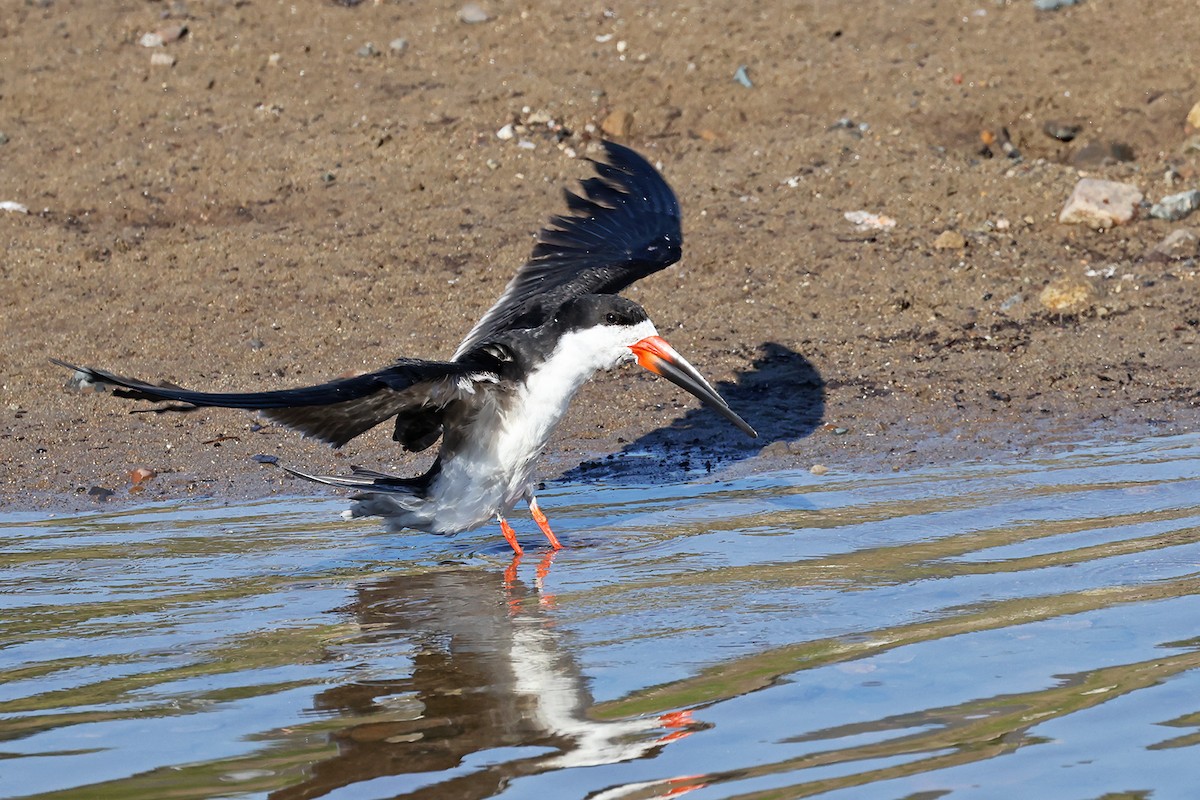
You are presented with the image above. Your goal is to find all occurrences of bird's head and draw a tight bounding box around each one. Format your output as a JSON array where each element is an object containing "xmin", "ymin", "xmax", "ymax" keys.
[{"xmin": 555, "ymin": 295, "xmax": 757, "ymax": 438}]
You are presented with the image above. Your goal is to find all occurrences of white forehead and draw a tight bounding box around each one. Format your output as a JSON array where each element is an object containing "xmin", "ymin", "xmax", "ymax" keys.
[{"xmin": 547, "ymin": 317, "xmax": 659, "ymax": 375}]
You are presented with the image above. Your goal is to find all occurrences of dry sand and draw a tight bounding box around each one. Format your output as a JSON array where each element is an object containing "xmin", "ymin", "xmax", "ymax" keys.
[{"xmin": 3, "ymin": 0, "xmax": 1198, "ymax": 512}]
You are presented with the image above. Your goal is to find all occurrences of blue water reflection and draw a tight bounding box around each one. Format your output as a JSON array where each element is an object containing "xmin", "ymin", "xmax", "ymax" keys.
[{"xmin": 2, "ymin": 433, "xmax": 1199, "ymax": 798}]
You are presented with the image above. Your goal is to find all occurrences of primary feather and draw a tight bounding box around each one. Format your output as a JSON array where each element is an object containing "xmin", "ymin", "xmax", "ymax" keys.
[{"xmin": 454, "ymin": 141, "xmax": 682, "ymax": 358}]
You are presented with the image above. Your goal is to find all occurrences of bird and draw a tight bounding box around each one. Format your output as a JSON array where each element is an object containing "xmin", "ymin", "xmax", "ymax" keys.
[{"xmin": 53, "ymin": 141, "xmax": 756, "ymax": 555}]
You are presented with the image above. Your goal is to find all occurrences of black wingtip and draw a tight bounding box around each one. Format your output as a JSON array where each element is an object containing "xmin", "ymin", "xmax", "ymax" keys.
[{"xmin": 452, "ymin": 140, "xmax": 685, "ymax": 357}]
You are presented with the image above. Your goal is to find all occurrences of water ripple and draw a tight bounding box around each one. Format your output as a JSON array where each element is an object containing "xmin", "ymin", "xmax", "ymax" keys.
[{"xmin": 2, "ymin": 434, "xmax": 1200, "ymax": 798}]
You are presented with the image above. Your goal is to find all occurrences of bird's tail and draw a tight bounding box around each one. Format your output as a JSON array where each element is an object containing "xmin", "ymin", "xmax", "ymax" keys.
[{"xmin": 286, "ymin": 465, "xmax": 435, "ymax": 530}]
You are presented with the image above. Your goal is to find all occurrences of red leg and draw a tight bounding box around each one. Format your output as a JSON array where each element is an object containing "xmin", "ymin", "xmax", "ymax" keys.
[
  {"xmin": 528, "ymin": 497, "xmax": 563, "ymax": 550},
  {"xmin": 497, "ymin": 515, "xmax": 524, "ymax": 556}
]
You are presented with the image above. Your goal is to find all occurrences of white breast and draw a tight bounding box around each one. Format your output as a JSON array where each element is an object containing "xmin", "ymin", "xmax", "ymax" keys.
[{"xmin": 426, "ymin": 319, "xmax": 659, "ymax": 531}]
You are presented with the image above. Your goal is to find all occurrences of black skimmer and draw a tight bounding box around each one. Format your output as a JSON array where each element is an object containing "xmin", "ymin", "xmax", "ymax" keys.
[{"xmin": 53, "ymin": 142, "xmax": 756, "ymax": 554}]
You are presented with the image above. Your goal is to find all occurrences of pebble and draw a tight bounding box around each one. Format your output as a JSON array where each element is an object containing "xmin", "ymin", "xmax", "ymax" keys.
[
  {"xmin": 356, "ymin": 42, "xmax": 378, "ymax": 58},
  {"xmin": 0, "ymin": 132, "xmax": 9, "ymax": 145},
  {"xmin": 0, "ymin": 200, "xmax": 28, "ymax": 213},
  {"xmin": 1042, "ymin": 119, "xmax": 1082, "ymax": 142},
  {"xmin": 495, "ymin": 122, "xmax": 515, "ymax": 140},
  {"xmin": 1146, "ymin": 228, "xmax": 1200, "ymax": 261},
  {"xmin": 600, "ymin": 108, "xmax": 635, "ymax": 139},
  {"xmin": 733, "ymin": 65, "xmax": 753, "ymax": 89},
  {"xmin": 844, "ymin": 210, "xmax": 896, "ymax": 232},
  {"xmin": 1188, "ymin": 101, "xmax": 1200, "ymax": 129},
  {"xmin": 1149, "ymin": 189, "xmax": 1200, "ymax": 222},
  {"xmin": 457, "ymin": 3, "xmax": 491, "ymax": 23},
  {"xmin": 1058, "ymin": 178, "xmax": 1142, "ymax": 229},
  {"xmin": 389, "ymin": 38, "xmax": 408, "ymax": 53},
  {"xmin": 129, "ymin": 467, "xmax": 156, "ymax": 486},
  {"xmin": 809, "ymin": 464, "xmax": 829, "ymax": 476},
  {"xmin": 933, "ymin": 230, "xmax": 966, "ymax": 250},
  {"xmin": 251, "ymin": 454, "xmax": 279, "ymax": 465},
  {"xmin": 1034, "ymin": 0, "xmax": 1084, "ymax": 9},
  {"xmin": 139, "ymin": 24, "xmax": 187, "ymax": 48},
  {"xmin": 150, "ymin": 52, "xmax": 176, "ymax": 67},
  {"xmin": 1039, "ymin": 276, "xmax": 1101, "ymax": 314}
]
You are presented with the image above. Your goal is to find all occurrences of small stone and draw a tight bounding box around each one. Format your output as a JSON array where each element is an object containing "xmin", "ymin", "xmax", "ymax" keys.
[
  {"xmin": 0, "ymin": 201, "xmax": 28, "ymax": 213},
  {"xmin": 158, "ymin": 24, "xmax": 187, "ymax": 43},
  {"xmin": 809, "ymin": 464, "xmax": 829, "ymax": 476},
  {"xmin": 1042, "ymin": 119, "xmax": 1082, "ymax": 142},
  {"xmin": 1039, "ymin": 276, "xmax": 1101, "ymax": 315},
  {"xmin": 1146, "ymin": 228, "xmax": 1200, "ymax": 262},
  {"xmin": 389, "ymin": 38, "xmax": 408, "ymax": 53},
  {"xmin": 733, "ymin": 65, "xmax": 753, "ymax": 89},
  {"xmin": 457, "ymin": 3, "xmax": 491, "ymax": 23},
  {"xmin": 251, "ymin": 454, "xmax": 279, "ymax": 465},
  {"xmin": 267, "ymin": 52, "xmax": 282, "ymax": 67},
  {"xmin": 1149, "ymin": 189, "xmax": 1200, "ymax": 222},
  {"xmin": 496, "ymin": 122, "xmax": 515, "ymax": 140},
  {"xmin": 1034, "ymin": 0, "xmax": 1083, "ymax": 9},
  {"xmin": 1188, "ymin": 101, "xmax": 1200, "ymax": 130},
  {"xmin": 601, "ymin": 108, "xmax": 635, "ymax": 139},
  {"xmin": 933, "ymin": 230, "xmax": 966, "ymax": 250},
  {"xmin": 844, "ymin": 210, "xmax": 896, "ymax": 232},
  {"xmin": 139, "ymin": 24, "xmax": 187, "ymax": 47},
  {"xmin": 129, "ymin": 467, "xmax": 157, "ymax": 486},
  {"xmin": 150, "ymin": 52, "xmax": 176, "ymax": 67},
  {"xmin": 356, "ymin": 42, "xmax": 378, "ymax": 58},
  {"xmin": 0, "ymin": 132, "xmax": 9, "ymax": 145},
  {"xmin": 761, "ymin": 441, "xmax": 791, "ymax": 457},
  {"xmin": 1058, "ymin": 178, "xmax": 1142, "ymax": 229}
]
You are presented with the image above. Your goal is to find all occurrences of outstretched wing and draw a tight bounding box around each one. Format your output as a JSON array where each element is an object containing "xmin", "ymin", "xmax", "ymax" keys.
[
  {"xmin": 51, "ymin": 357, "xmax": 494, "ymax": 450},
  {"xmin": 454, "ymin": 140, "xmax": 682, "ymax": 359}
]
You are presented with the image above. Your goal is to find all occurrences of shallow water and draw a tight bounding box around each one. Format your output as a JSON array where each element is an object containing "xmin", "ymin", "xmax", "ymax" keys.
[{"xmin": 3, "ymin": 433, "xmax": 1200, "ymax": 799}]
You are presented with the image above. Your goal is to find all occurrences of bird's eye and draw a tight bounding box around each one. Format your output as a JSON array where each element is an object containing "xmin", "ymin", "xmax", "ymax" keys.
[{"xmin": 606, "ymin": 312, "xmax": 618, "ymax": 324}]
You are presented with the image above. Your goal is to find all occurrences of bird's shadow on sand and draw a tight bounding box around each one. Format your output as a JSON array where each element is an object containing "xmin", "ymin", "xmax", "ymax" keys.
[{"xmin": 559, "ymin": 342, "xmax": 824, "ymax": 483}]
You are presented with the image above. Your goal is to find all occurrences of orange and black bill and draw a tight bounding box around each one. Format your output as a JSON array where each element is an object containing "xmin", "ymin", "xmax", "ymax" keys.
[{"xmin": 629, "ymin": 336, "xmax": 757, "ymax": 438}]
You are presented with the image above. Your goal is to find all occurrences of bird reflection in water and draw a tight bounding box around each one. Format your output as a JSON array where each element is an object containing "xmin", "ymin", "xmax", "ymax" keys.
[{"xmin": 270, "ymin": 563, "xmax": 708, "ymax": 800}]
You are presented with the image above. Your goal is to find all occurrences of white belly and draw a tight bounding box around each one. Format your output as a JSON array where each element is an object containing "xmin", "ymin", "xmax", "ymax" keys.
[{"xmin": 418, "ymin": 319, "xmax": 658, "ymax": 533}]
